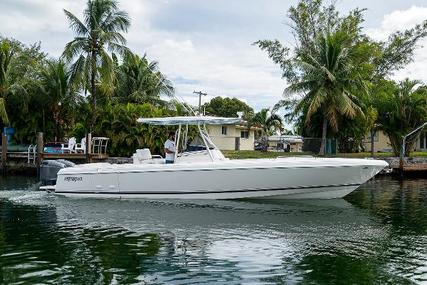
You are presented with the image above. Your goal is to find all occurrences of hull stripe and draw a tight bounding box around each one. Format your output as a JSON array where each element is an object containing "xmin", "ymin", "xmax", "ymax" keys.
[{"xmin": 55, "ymin": 183, "xmax": 361, "ymax": 195}]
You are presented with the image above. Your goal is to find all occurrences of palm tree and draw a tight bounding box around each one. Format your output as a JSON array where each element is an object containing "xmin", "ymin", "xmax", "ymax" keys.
[
  {"xmin": 62, "ymin": 0, "xmax": 130, "ymax": 130},
  {"xmin": 115, "ymin": 52, "xmax": 174, "ymax": 105},
  {"xmin": 251, "ymin": 108, "xmax": 283, "ymax": 151},
  {"xmin": 38, "ymin": 60, "xmax": 78, "ymax": 141},
  {"xmin": 286, "ymin": 31, "xmax": 365, "ymax": 155},
  {"xmin": 0, "ymin": 41, "xmax": 14, "ymax": 125},
  {"xmin": 375, "ymin": 79, "xmax": 427, "ymax": 156}
]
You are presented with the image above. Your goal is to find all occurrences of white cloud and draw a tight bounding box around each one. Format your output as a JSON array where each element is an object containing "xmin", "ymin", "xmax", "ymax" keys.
[
  {"xmin": 125, "ymin": 9, "xmax": 286, "ymax": 110},
  {"xmin": 381, "ymin": 6, "xmax": 427, "ymax": 34},
  {"xmin": 367, "ymin": 6, "xmax": 427, "ymax": 82}
]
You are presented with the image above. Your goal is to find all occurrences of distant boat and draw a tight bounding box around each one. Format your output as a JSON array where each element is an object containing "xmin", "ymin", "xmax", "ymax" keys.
[{"xmin": 44, "ymin": 116, "xmax": 388, "ymax": 200}]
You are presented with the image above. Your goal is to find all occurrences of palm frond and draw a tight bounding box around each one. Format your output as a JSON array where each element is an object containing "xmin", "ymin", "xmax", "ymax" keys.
[
  {"xmin": 100, "ymin": 31, "xmax": 127, "ymax": 45},
  {"xmin": 305, "ymin": 88, "xmax": 326, "ymax": 124},
  {"xmin": 107, "ymin": 42, "xmax": 130, "ymax": 56},
  {"xmin": 67, "ymin": 54, "xmax": 87, "ymax": 88},
  {"xmin": 64, "ymin": 9, "xmax": 89, "ymax": 36},
  {"xmin": 102, "ymin": 10, "xmax": 130, "ymax": 32},
  {"xmin": 62, "ymin": 38, "xmax": 87, "ymax": 61}
]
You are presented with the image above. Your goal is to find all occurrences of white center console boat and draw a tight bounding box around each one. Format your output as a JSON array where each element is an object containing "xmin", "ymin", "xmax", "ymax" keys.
[{"xmin": 48, "ymin": 116, "xmax": 388, "ymax": 199}]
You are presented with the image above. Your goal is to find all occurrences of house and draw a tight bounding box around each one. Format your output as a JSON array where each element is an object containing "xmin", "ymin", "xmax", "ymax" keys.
[
  {"xmin": 207, "ymin": 125, "xmax": 256, "ymax": 150},
  {"xmin": 363, "ymin": 130, "xmax": 427, "ymax": 152},
  {"xmin": 267, "ymin": 135, "xmax": 304, "ymax": 152}
]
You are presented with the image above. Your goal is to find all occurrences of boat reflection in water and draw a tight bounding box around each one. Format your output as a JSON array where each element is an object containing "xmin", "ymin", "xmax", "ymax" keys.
[{"xmin": 0, "ymin": 176, "xmax": 426, "ymax": 284}]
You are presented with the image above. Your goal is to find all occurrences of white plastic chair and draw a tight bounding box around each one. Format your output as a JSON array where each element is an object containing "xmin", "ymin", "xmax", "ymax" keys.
[
  {"xmin": 92, "ymin": 137, "xmax": 109, "ymax": 154},
  {"xmin": 61, "ymin": 137, "xmax": 76, "ymax": 153},
  {"xmin": 75, "ymin": 137, "xmax": 86, "ymax": 153}
]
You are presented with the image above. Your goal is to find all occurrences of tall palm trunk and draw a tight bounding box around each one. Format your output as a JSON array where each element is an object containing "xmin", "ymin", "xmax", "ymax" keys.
[
  {"xmin": 319, "ymin": 117, "xmax": 327, "ymax": 155},
  {"xmin": 370, "ymin": 129, "xmax": 375, "ymax": 157},
  {"xmin": 53, "ymin": 108, "xmax": 60, "ymax": 141},
  {"xmin": 90, "ymin": 50, "xmax": 96, "ymax": 132}
]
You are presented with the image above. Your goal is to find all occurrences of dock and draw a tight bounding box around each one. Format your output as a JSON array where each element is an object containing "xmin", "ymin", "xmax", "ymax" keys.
[
  {"xmin": 40, "ymin": 153, "xmax": 108, "ymax": 161},
  {"xmin": 0, "ymin": 132, "xmax": 109, "ymax": 175}
]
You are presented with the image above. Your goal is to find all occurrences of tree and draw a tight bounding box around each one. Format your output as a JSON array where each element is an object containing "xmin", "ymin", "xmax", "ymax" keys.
[
  {"xmin": 114, "ymin": 52, "xmax": 174, "ymax": 106},
  {"xmin": 252, "ymin": 108, "xmax": 283, "ymax": 135},
  {"xmin": 62, "ymin": 0, "xmax": 130, "ymax": 131},
  {"xmin": 251, "ymin": 108, "xmax": 283, "ymax": 150},
  {"xmin": 373, "ymin": 79, "xmax": 427, "ymax": 156},
  {"xmin": 288, "ymin": 30, "xmax": 367, "ymax": 154},
  {"xmin": 365, "ymin": 107, "xmax": 379, "ymax": 156},
  {"xmin": 0, "ymin": 41, "xmax": 14, "ymax": 125},
  {"xmin": 97, "ymin": 103, "xmax": 177, "ymax": 156},
  {"xmin": 203, "ymin": 96, "xmax": 254, "ymax": 119},
  {"xmin": 256, "ymin": 0, "xmax": 427, "ymax": 155},
  {"xmin": 1, "ymin": 38, "xmax": 48, "ymax": 143},
  {"xmin": 38, "ymin": 60, "xmax": 79, "ymax": 140}
]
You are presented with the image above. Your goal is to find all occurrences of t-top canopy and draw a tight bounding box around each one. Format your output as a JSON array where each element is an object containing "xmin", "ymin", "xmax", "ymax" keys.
[{"xmin": 137, "ymin": 116, "xmax": 242, "ymax": 126}]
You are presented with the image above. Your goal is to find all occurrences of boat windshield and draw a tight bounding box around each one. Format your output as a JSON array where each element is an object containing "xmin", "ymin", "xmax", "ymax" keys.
[{"xmin": 173, "ymin": 123, "xmax": 222, "ymax": 162}]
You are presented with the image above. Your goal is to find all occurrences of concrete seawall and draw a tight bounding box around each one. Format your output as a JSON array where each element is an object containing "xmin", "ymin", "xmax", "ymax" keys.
[{"xmin": 380, "ymin": 157, "xmax": 427, "ymax": 173}]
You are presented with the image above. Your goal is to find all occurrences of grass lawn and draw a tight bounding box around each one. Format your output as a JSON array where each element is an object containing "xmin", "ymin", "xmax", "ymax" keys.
[
  {"xmin": 334, "ymin": 152, "xmax": 427, "ymax": 158},
  {"xmin": 223, "ymin": 150, "xmax": 427, "ymax": 159}
]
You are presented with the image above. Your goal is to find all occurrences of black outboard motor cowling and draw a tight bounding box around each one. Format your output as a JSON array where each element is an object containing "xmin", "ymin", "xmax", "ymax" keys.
[{"xmin": 40, "ymin": 160, "xmax": 75, "ymax": 186}]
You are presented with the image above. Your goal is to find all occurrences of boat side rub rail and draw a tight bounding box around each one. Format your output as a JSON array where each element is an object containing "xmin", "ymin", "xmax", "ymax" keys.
[{"xmin": 59, "ymin": 164, "xmax": 377, "ymax": 175}]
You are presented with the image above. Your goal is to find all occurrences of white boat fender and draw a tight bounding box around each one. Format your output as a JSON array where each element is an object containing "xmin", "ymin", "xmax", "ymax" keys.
[{"xmin": 39, "ymin": 185, "xmax": 56, "ymax": 192}]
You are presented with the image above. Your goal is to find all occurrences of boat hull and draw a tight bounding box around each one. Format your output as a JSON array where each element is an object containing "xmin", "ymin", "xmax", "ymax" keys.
[{"xmin": 54, "ymin": 158, "xmax": 388, "ymax": 200}]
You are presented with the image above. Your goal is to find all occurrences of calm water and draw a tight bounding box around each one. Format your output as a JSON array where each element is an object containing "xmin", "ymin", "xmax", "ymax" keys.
[{"xmin": 0, "ymin": 176, "xmax": 426, "ymax": 284}]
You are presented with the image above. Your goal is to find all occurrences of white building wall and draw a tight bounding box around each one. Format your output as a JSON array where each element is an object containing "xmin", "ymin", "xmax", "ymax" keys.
[
  {"xmin": 363, "ymin": 130, "xmax": 427, "ymax": 152},
  {"xmin": 207, "ymin": 125, "xmax": 254, "ymax": 151},
  {"xmin": 239, "ymin": 135, "xmax": 255, "ymax": 151}
]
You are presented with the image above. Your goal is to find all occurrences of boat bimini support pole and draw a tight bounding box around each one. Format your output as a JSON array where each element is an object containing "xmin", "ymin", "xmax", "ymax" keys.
[
  {"xmin": 198, "ymin": 123, "xmax": 215, "ymax": 162},
  {"xmin": 175, "ymin": 124, "xmax": 182, "ymax": 162},
  {"xmin": 182, "ymin": 124, "xmax": 189, "ymax": 150},
  {"xmin": 202, "ymin": 124, "xmax": 225, "ymax": 160}
]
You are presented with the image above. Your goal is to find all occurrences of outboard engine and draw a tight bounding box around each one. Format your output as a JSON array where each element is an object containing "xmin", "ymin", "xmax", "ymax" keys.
[{"xmin": 40, "ymin": 160, "xmax": 75, "ymax": 186}]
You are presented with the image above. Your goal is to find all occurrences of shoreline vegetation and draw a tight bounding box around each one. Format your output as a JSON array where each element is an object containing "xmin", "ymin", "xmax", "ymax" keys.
[{"xmin": 0, "ymin": 0, "xmax": 426, "ymax": 159}]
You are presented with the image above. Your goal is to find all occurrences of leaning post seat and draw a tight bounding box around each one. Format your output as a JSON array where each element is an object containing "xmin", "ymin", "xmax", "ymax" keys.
[{"xmin": 133, "ymin": 148, "xmax": 152, "ymax": 164}]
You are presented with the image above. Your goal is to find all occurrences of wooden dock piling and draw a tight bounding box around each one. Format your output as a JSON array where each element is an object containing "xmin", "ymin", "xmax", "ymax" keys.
[
  {"xmin": 86, "ymin": 133, "xmax": 92, "ymax": 163},
  {"xmin": 37, "ymin": 132, "xmax": 44, "ymax": 165},
  {"xmin": 2, "ymin": 133, "xmax": 7, "ymax": 174}
]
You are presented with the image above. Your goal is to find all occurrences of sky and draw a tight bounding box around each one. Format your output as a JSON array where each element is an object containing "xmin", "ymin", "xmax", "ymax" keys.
[{"xmin": 1, "ymin": 0, "xmax": 427, "ymax": 111}]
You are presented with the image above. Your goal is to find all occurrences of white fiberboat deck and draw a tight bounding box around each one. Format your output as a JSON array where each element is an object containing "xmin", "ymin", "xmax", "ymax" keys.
[{"xmin": 49, "ymin": 116, "xmax": 388, "ymax": 200}]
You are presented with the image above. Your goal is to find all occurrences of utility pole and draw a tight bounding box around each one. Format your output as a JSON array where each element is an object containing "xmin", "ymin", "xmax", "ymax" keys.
[{"xmin": 193, "ymin": 91, "xmax": 207, "ymax": 115}]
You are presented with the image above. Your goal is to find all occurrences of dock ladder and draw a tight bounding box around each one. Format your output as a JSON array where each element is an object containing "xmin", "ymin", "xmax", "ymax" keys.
[{"xmin": 27, "ymin": 144, "xmax": 37, "ymax": 164}]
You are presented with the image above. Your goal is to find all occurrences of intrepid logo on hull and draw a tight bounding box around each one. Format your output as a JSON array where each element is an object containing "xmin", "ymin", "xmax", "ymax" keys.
[{"xmin": 64, "ymin": 176, "xmax": 83, "ymax": 182}]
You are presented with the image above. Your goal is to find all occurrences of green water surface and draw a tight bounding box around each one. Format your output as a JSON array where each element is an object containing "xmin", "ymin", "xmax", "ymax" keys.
[{"xmin": 0, "ymin": 176, "xmax": 426, "ymax": 284}]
